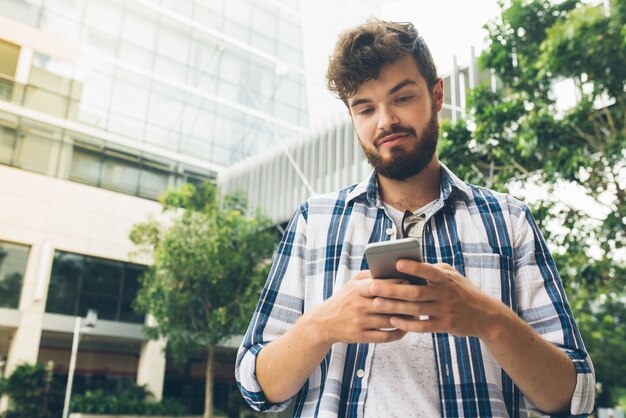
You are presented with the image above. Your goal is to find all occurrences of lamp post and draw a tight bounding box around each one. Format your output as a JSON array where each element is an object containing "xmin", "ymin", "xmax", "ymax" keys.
[{"xmin": 62, "ymin": 309, "xmax": 97, "ymax": 418}]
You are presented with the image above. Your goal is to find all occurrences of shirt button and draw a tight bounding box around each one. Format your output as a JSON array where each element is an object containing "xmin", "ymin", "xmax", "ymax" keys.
[
  {"xmin": 385, "ymin": 228, "xmax": 394, "ymax": 236},
  {"xmin": 356, "ymin": 369, "xmax": 365, "ymax": 378}
]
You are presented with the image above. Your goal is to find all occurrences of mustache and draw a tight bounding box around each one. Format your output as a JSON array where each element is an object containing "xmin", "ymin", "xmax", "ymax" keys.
[{"xmin": 375, "ymin": 125, "xmax": 416, "ymax": 145}]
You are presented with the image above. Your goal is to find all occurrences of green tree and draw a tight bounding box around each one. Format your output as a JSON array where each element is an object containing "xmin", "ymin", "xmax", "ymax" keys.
[
  {"xmin": 439, "ymin": 0, "xmax": 625, "ymax": 407},
  {"xmin": 130, "ymin": 182, "xmax": 277, "ymax": 418}
]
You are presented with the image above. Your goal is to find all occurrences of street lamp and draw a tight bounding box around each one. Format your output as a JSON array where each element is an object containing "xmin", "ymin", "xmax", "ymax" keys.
[{"xmin": 62, "ymin": 309, "xmax": 98, "ymax": 418}]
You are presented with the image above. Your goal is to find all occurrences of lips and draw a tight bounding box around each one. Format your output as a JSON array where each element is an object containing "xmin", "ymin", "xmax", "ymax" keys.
[{"xmin": 378, "ymin": 132, "xmax": 410, "ymax": 147}]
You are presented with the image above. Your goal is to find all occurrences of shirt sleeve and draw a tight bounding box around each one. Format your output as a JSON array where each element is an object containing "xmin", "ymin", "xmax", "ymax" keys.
[
  {"xmin": 511, "ymin": 198, "xmax": 595, "ymax": 417},
  {"xmin": 235, "ymin": 202, "xmax": 308, "ymax": 412}
]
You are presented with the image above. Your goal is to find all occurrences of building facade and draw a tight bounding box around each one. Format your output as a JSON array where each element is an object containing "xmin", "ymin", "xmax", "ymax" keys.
[{"xmin": 0, "ymin": 0, "xmax": 309, "ymax": 414}]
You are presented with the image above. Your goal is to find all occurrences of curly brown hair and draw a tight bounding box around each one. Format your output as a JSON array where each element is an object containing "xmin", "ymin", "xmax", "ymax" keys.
[{"xmin": 326, "ymin": 19, "xmax": 438, "ymax": 106}]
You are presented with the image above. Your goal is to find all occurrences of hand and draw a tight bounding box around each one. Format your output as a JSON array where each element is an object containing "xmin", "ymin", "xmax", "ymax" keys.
[
  {"xmin": 368, "ymin": 261, "xmax": 507, "ymax": 339},
  {"xmin": 310, "ymin": 270, "xmax": 407, "ymax": 345}
]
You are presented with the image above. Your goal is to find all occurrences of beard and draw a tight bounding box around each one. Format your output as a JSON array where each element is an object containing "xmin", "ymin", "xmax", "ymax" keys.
[{"xmin": 359, "ymin": 106, "xmax": 439, "ymax": 181}]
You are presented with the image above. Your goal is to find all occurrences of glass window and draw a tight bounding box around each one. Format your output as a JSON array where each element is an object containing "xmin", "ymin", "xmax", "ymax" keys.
[
  {"xmin": 119, "ymin": 265, "xmax": 144, "ymax": 323},
  {"xmin": 46, "ymin": 251, "xmax": 146, "ymax": 323},
  {"xmin": 69, "ymin": 145, "xmax": 102, "ymax": 186},
  {"xmin": 80, "ymin": 258, "xmax": 123, "ymax": 320},
  {"xmin": 22, "ymin": 85, "xmax": 68, "ymax": 118},
  {"xmin": 138, "ymin": 160, "xmax": 171, "ymax": 200},
  {"xmin": 110, "ymin": 79, "xmax": 150, "ymax": 121},
  {"xmin": 39, "ymin": 9, "xmax": 81, "ymax": 42},
  {"xmin": 100, "ymin": 149, "xmax": 140, "ymax": 195},
  {"xmin": 29, "ymin": 55, "xmax": 74, "ymax": 95},
  {"xmin": 107, "ymin": 112, "xmax": 145, "ymax": 139},
  {"xmin": 274, "ymin": 101, "xmax": 299, "ymax": 125},
  {"xmin": 155, "ymin": 21, "xmax": 190, "ymax": 64},
  {"xmin": 121, "ymin": 3, "xmax": 158, "ymax": 49},
  {"xmin": 188, "ymin": 35, "xmax": 220, "ymax": 82},
  {"xmin": 118, "ymin": 42, "xmax": 153, "ymax": 70},
  {"xmin": 0, "ymin": 241, "xmax": 30, "ymax": 309},
  {"xmin": 252, "ymin": 6, "xmax": 278, "ymax": 39},
  {"xmin": 278, "ymin": 18, "xmax": 301, "ymax": 49},
  {"xmin": 84, "ymin": 0, "xmax": 123, "ymax": 37},
  {"xmin": 276, "ymin": 44, "xmax": 302, "ymax": 66},
  {"xmin": 42, "ymin": 0, "xmax": 85, "ymax": 20},
  {"xmin": 13, "ymin": 132, "xmax": 59, "ymax": 176},
  {"xmin": 46, "ymin": 252, "xmax": 83, "ymax": 315},
  {"xmin": 73, "ymin": 68, "xmax": 113, "ymax": 108},
  {"xmin": 67, "ymin": 100, "xmax": 108, "ymax": 129},
  {"xmin": 82, "ymin": 28, "xmax": 119, "ymax": 57},
  {"xmin": 224, "ymin": 0, "xmax": 251, "ymax": 25},
  {"xmin": 146, "ymin": 89, "xmax": 184, "ymax": 130},
  {"xmin": 274, "ymin": 76, "xmax": 300, "ymax": 105},
  {"xmin": 192, "ymin": 3, "xmax": 223, "ymax": 30},
  {"xmin": 0, "ymin": 0, "xmax": 41, "ymax": 26},
  {"xmin": 0, "ymin": 125, "xmax": 16, "ymax": 165},
  {"xmin": 179, "ymin": 135, "xmax": 212, "ymax": 162},
  {"xmin": 249, "ymin": 32, "xmax": 275, "ymax": 56},
  {"xmin": 218, "ymin": 50, "xmax": 244, "ymax": 85},
  {"xmin": 0, "ymin": 39, "xmax": 20, "ymax": 79},
  {"xmin": 162, "ymin": 0, "xmax": 193, "ymax": 17},
  {"xmin": 183, "ymin": 104, "xmax": 216, "ymax": 140},
  {"xmin": 153, "ymin": 55, "xmax": 187, "ymax": 85},
  {"xmin": 222, "ymin": 19, "xmax": 249, "ymax": 44}
]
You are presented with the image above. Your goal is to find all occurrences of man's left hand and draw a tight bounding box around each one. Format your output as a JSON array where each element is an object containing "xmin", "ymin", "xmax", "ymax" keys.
[{"xmin": 369, "ymin": 260, "xmax": 507, "ymax": 340}]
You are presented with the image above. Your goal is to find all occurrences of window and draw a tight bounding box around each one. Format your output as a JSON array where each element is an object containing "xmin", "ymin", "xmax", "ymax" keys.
[
  {"xmin": 46, "ymin": 251, "xmax": 146, "ymax": 323},
  {"xmin": 0, "ymin": 241, "xmax": 30, "ymax": 309},
  {"xmin": 100, "ymin": 149, "xmax": 141, "ymax": 195},
  {"xmin": 0, "ymin": 125, "xmax": 17, "ymax": 165},
  {"xmin": 0, "ymin": 39, "xmax": 19, "ymax": 80}
]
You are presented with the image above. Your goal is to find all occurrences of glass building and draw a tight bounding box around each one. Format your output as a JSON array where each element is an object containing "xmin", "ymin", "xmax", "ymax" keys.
[
  {"xmin": 0, "ymin": 0, "xmax": 312, "ymax": 415},
  {"xmin": 0, "ymin": 0, "xmax": 309, "ymax": 199}
]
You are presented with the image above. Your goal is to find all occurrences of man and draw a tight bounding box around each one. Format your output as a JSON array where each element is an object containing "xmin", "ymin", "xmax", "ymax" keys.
[{"xmin": 236, "ymin": 19, "xmax": 595, "ymax": 418}]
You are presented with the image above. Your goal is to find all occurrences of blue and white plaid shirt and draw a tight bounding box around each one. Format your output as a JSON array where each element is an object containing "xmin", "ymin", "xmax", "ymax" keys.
[{"xmin": 236, "ymin": 164, "xmax": 595, "ymax": 418}]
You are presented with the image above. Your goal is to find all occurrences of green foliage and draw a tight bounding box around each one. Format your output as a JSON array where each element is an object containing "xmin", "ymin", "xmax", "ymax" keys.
[
  {"xmin": 440, "ymin": 0, "xmax": 626, "ymax": 407},
  {"xmin": 70, "ymin": 383, "xmax": 188, "ymax": 415},
  {"xmin": 0, "ymin": 363, "xmax": 55, "ymax": 418},
  {"xmin": 130, "ymin": 181, "xmax": 277, "ymax": 362}
]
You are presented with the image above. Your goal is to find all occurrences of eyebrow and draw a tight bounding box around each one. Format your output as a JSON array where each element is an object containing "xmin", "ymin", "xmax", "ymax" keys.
[{"xmin": 349, "ymin": 79, "xmax": 417, "ymax": 108}]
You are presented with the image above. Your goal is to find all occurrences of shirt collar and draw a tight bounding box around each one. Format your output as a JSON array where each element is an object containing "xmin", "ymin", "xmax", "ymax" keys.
[{"xmin": 346, "ymin": 162, "xmax": 472, "ymax": 206}]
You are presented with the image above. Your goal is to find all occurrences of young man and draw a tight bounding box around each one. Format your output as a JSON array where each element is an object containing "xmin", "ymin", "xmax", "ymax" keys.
[{"xmin": 236, "ymin": 19, "xmax": 595, "ymax": 418}]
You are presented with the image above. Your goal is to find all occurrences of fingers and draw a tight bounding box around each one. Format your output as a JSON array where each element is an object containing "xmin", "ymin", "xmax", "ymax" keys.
[
  {"xmin": 370, "ymin": 279, "xmax": 440, "ymax": 301},
  {"xmin": 362, "ymin": 329, "xmax": 407, "ymax": 343},
  {"xmin": 389, "ymin": 316, "xmax": 442, "ymax": 333},
  {"xmin": 395, "ymin": 260, "xmax": 457, "ymax": 284},
  {"xmin": 372, "ymin": 297, "xmax": 438, "ymax": 317}
]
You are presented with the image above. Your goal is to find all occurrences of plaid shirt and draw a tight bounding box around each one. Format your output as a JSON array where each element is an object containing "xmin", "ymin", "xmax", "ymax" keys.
[{"xmin": 236, "ymin": 165, "xmax": 595, "ymax": 418}]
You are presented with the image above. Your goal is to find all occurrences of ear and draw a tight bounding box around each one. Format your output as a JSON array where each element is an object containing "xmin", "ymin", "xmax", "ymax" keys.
[{"xmin": 432, "ymin": 78, "xmax": 444, "ymax": 112}]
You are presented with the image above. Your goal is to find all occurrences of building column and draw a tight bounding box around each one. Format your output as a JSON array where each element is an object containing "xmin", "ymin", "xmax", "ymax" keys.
[
  {"xmin": 136, "ymin": 315, "xmax": 167, "ymax": 401},
  {"xmin": 1, "ymin": 240, "xmax": 54, "ymax": 412}
]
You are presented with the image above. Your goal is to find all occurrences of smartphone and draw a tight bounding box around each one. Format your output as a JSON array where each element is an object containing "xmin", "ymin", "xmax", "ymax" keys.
[{"xmin": 364, "ymin": 237, "xmax": 427, "ymax": 285}]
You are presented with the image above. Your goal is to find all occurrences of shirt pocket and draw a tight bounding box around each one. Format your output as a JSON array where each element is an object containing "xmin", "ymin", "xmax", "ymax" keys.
[{"xmin": 461, "ymin": 252, "xmax": 515, "ymax": 303}]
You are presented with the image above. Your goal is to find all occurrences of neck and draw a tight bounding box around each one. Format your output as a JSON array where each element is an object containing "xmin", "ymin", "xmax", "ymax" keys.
[{"xmin": 377, "ymin": 157, "xmax": 441, "ymax": 212}]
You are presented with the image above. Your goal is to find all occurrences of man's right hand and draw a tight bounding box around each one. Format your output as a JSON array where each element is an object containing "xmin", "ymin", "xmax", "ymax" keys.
[
  {"xmin": 308, "ymin": 270, "xmax": 408, "ymax": 345},
  {"xmin": 256, "ymin": 271, "xmax": 406, "ymax": 404}
]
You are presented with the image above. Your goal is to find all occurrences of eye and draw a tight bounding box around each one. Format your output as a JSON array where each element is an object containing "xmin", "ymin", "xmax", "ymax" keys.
[
  {"xmin": 396, "ymin": 95, "xmax": 413, "ymax": 104},
  {"xmin": 358, "ymin": 107, "xmax": 375, "ymax": 116}
]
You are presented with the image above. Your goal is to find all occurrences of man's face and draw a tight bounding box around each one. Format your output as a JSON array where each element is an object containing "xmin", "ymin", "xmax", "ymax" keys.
[{"xmin": 348, "ymin": 55, "xmax": 444, "ymax": 181}]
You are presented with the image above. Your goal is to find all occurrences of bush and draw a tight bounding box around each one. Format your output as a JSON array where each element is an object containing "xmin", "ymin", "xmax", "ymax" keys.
[
  {"xmin": 0, "ymin": 363, "xmax": 56, "ymax": 418},
  {"xmin": 70, "ymin": 384, "xmax": 188, "ymax": 416}
]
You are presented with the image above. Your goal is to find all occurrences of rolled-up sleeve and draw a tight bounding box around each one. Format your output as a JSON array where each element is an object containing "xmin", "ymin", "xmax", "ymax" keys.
[
  {"xmin": 512, "ymin": 199, "xmax": 595, "ymax": 417},
  {"xmin": 235, "ymin": 203, "xmax": 308, "ymax": 412}
]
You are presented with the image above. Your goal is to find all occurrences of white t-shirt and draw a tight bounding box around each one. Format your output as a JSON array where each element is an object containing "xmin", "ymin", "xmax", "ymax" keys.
[{"xmin": 363, "ymin": 201, "xmax": 441, "ymax": 417}]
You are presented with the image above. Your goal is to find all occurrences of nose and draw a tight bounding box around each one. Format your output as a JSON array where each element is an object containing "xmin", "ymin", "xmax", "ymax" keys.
[{"xmin": 377, "ymin": 105, "xmax": 399, "ymax": 131}]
